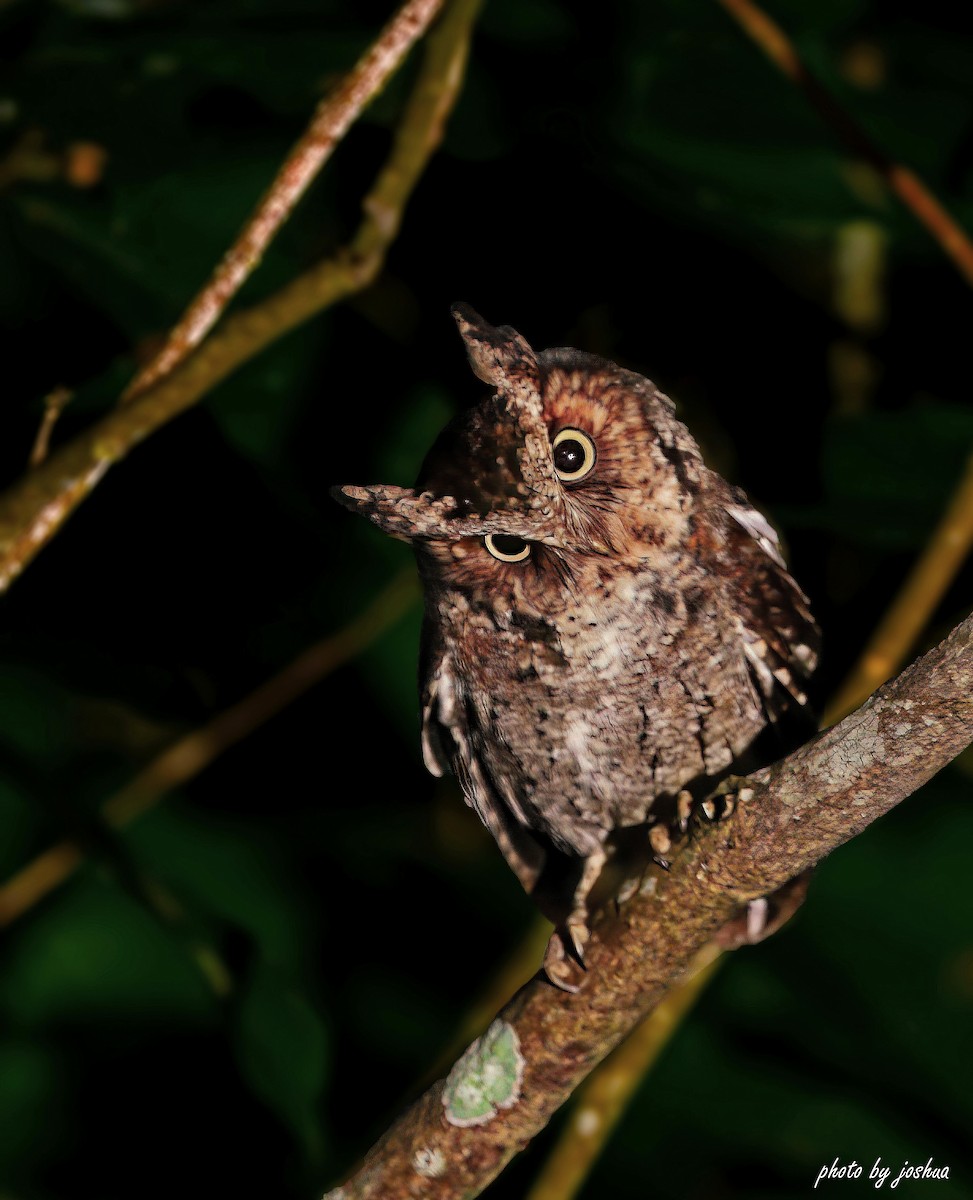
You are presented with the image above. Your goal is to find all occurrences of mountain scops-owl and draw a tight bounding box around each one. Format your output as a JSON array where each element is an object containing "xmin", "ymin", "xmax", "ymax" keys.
[{"xmin": 334, "ymin": 305, "xmax": 819, "ymax": 989}]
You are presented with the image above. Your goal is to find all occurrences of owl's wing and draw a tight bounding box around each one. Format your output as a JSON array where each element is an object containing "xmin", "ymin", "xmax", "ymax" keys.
[
  {"xmin": 420, "ymin": 620, "xmax": 547, "ymax": 896},
  {"xmin": 723, "ymin": 501, "xmax": 820, "ymax": 726}
]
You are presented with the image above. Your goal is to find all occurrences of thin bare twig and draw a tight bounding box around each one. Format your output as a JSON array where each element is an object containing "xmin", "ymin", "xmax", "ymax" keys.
[
  {"xmin": 0, "ymin": 571, "xmax": 417, "ymax": 926},
  {"xmin": 329, "ymin": 610, "xmax": 973, "ymax": 1198},
  {"xmin": 29, "ymin": 386, "xmax": 72, "ymax": 468},
  {"xmin": 0, "ymin": 0, "xmax": 481, "ymax": 594},
  {"xmin": 122, "ymin": 0, "xmax": 445, "ymax": 403},
  {"xmin": 715, "ymin": 0, "xmax": 973, "ymax": 289}
]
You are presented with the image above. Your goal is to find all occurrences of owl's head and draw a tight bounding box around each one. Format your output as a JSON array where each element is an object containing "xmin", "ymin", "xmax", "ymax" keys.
[{"xmin": 333, "ymin": 305, "xmax": 707, "ymax": 601}]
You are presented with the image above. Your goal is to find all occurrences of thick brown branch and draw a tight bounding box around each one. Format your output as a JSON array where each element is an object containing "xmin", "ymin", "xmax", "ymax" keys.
[{"xmin": 329, "ymin": 611, "xmax": 973, "ymax": 1199}]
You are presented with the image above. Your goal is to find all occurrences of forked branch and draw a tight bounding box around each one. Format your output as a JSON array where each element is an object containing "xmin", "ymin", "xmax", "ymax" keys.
[{"xmin": 0, "ymin": 0, "xmax": 480, "ymax": 592}]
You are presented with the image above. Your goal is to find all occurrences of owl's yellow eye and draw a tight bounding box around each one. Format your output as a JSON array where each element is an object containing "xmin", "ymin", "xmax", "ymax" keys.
[
  {"xmin": 484, "ymin": 534, "xmax": 531, "ymax": 563},
  {"xmin": 553, "ymin": 428, "xmax": 596, "ymax": 482}
]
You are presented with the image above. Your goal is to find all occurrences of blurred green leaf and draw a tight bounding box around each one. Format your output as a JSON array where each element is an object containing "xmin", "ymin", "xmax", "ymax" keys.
[
  {"xmin": 0, "ymin": 777, "xmax": 41, "ymax": 878},
  {"xmin": 0, "ymin": 665, "xmax": 75, "ymax": 761},
  {"xmin": 233, "ymin": 961, "xmax": 329, "ymax": 1159},
  {"xmin": 206, "ymin": 323, "xmax": 322, "ymax": 472},
  {"xmin": 817, "ymin": 402, "xmax": 973, "ymax": 549},
  {"xmin": 130, "ymin": 806, "xmax": 309, "ymax": 971},
  {"xmin": 0, "ymin": 1038, "xmax": 66, "ymax": 1182},
  {"xmin": 373, "ymin": 383, "xmax": 453, "ymax": 484},
  {"xmin": 0, "ymin": 879, "xmax": 215, "ymax": 1028}
]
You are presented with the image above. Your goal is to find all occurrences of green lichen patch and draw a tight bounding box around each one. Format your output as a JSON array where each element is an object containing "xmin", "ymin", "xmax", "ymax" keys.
[{"xmin": 442, "ymin": 1019, "xmax": 525, "ymax": 1128}]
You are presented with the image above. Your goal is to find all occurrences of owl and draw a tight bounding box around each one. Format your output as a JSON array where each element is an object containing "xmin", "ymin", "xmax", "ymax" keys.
[{"xmin": 334, "ymin": 305, "xmax": 819, "ymax": 988}]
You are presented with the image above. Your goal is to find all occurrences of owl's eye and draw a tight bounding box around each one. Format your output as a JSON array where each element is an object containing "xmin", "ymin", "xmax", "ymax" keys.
[
  {"xmin": 484, "ymin": 534, "xmax": 531, "ymax": 563},
  {"xmin": 553, "ymin": 428, "xmax": 597, "ymax": 482}
]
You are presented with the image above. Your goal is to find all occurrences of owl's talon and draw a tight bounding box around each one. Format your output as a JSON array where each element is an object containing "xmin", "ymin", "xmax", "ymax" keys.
[
  {"xmin": 715, "ymin": 871, "xmax": 812, "ymax": 949},
  {"xmin": 676, "ymin": 790, "xmax": 694, "ymax": 834},
  {"xmin": 746, "ymin": 896, "xmax": 769, "ymax": 940},
  {"xmin": 567, "ymin": 919, "xmax": 590, "ymax": 964},
  {"xmin": 649, "ymin": 821, "xmax": 672, "ymax": 868},
  {"xmin": 543, "ymin": 929, "xmax": 585, "ymax": 993},
  {"xmin": 696, "ymin": 778, "xmax": 750, "ymax": 825},
  {"xmin": 648, "ymin": 823, "xmax": 672, "ymax": 856},
  {"xmin": 699, "ymin": 796, "xmax": 721, "ymax": 821}
]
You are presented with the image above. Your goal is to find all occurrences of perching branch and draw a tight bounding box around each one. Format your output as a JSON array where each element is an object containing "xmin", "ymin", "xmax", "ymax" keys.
[
  {"xmin": 328, "ymin": 609, "xmax": 973, "ymax": 1199},
  {"xmin": 715, "ymin": 0, "xmax": 973, "ymax": 290},
  {"xmin": 0, "ymin": 0, "xmax": 481, "ymax": 593}
]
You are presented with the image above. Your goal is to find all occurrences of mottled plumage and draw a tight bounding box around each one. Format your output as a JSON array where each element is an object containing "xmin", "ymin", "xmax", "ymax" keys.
[{"xmin": 335, "ymin": 306, "xmax": 819, "ymax": 987}]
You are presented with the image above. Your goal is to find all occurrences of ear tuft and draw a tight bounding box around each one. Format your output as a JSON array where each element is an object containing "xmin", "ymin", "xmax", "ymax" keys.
[{"xmin": 451, "ymin": 303, "xmax": 538, "ymax": 389}]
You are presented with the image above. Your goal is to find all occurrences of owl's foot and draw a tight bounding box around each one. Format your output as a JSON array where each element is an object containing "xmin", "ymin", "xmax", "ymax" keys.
[{"xmin": 715, "ymin": 871, "xmax": 812, "ymax": 949}]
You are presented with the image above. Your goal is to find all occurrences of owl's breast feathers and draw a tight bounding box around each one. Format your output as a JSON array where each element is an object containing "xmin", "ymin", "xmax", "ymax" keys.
[{"xmin": 420, "ymin": 482, "xmax": 818, "ymax": 862}]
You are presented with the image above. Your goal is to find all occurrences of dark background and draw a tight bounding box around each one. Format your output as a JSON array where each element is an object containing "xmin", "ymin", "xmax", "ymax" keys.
[{"xmin": 0, "ymin": 0, "xmax": 971, "ymax": 1196}]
